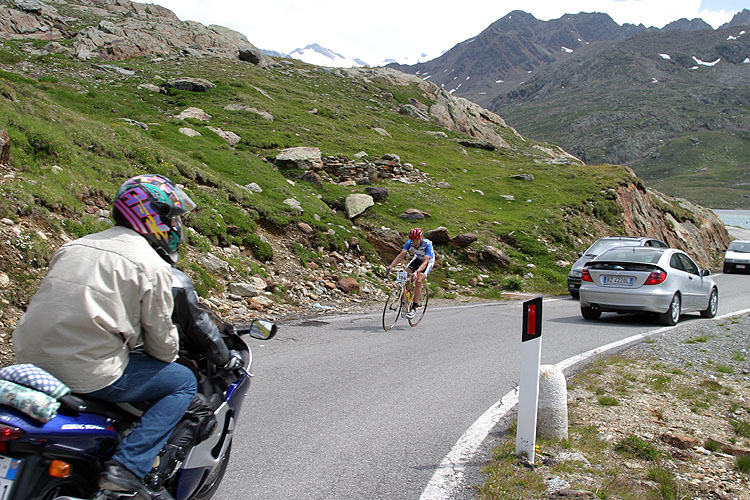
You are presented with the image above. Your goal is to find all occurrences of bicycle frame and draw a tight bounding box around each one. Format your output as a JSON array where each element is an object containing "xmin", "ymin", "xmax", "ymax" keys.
[{"xmin": 382, "ymin": 270, "xmax": 428, "ymax": 330}]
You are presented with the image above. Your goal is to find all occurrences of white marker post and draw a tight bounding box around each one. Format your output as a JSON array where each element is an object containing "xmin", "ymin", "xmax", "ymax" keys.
[{"xmin": 515, "ymin": 296, "xmax": 543, "ymax": 463}]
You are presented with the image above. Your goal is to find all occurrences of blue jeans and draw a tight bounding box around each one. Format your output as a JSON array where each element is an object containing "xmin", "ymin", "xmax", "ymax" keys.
[{"xmin": 85, "ymin": 353, "xmax": 197, "ymax": 478}]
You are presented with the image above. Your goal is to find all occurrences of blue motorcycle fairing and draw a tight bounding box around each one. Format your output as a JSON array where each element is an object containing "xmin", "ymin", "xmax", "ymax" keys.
[{"xmin": 0, "ymin": 404, "xmax": 119, "ymax": 457}]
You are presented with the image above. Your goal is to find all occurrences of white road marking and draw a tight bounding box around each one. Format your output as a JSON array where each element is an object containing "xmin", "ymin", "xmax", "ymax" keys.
[{"xmin": 419, "ymin": 308, "xmax": 750, "ymax": 500}]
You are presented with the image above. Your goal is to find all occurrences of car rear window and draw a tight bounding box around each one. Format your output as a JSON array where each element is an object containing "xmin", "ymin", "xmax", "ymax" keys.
[
  {"xmin": 595, "ymin": 247, "xmax": 662, "ymax": 264},
  {"xmin": 586, "ymin": 239, "xmax": 640, "ymax": 255}
]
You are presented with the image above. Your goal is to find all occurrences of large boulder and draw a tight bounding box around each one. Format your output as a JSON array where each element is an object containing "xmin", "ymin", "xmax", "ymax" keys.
[
  {"xmin": 275, "ymin": 147, "xmax": 323, "ymax": 170},
  {"xmin": 399, "ymin": 208, "xmax": 430, "ymax": 220},
  {"xmin": 174, "ymin": 107, "xmax": 212, "ymax": 121},
  {"xmin": 0, "ymin": 130, "xmax": 9, "ymax": 165},
  {"xmin": 365, "ymin": 186, "xmax": 388, "ymax": 201},
  {"xmin": 426, "ymin": 227, "xmax": 450, "ymax": 244},
  {"xmin": 449, "ymin": 233, "xmax": 478, "ymax": 248},
  {"xmin": 366, "ymin": 228, "xmax": 404, "ymax": 263},
  {"xmin": 480, "ymin": 245, "xmax": 510, "ymax": 267},
  {"xmin": 336, "ymin": 277, "xmax": 360, "ymax": 293},
  {"xmin": 344, "ymin": 194, "xmax": 374, "ymax": 219}
]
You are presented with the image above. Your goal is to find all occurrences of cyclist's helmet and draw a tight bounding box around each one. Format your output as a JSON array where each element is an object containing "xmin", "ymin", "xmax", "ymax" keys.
[
  {"xmin": 112, "ymin": 174, "xmax": 196, "ymax": 264},
  {"xmin": 409, "ymin": 227, "xmax": 424, "ymax": 240}
]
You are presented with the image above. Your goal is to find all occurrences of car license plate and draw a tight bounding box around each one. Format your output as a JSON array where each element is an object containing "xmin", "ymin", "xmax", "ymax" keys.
[
  {"xmin": 602, "ymin": 275, "xmax": 634, "ymax": 285},
  {"xmin": 738, "ymin": 264, "xmax": 746, "ymax": 269},
  {"xmin": 0, "ymin": 455, "xmax": 20, "ymax": 499}
]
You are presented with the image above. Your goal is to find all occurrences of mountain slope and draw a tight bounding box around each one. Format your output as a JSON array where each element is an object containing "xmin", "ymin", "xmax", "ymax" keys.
[
  {"xmin": 389, "ymin": 9, "xmax": 750, "ymax": 208},
  {"xmin": 489, "ymin": 26, "xmax": 750, "ymax": 208},
  {"xmin": 387, "ymin": 10, "xmax": 652, "ymax": 107}
]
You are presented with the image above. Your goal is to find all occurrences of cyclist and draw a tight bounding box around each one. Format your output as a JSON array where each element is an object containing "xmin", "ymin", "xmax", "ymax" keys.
[{"xmin": 385, "ymin": 227, "xmax": 435, "ymax": 319}]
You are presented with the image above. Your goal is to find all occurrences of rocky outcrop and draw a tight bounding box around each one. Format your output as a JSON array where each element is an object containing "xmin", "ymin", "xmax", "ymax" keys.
[
  {"xmin": 0, "ymin": 130, "xmax": 9, "ymax": 165},
  {"xmin": 0, "ymin": 0, "xmax": 271, "ymax": 64},
  {"xmin": 615, "ymin": 182, "xmax": 731, "ymax": 269},
  {"xmin": 342, "ymin": 67, "xmax": 531, "ymax": 154}
]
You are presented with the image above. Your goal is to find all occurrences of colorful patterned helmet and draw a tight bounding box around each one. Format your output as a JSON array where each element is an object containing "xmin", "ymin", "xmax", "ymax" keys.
[
  {"xmin": 409, "ymin": 227, "xmax": 424, "ymax": 240},
  {"xmin": 112, "ymin": 174, "xmax": 196, "ymax": 264}
]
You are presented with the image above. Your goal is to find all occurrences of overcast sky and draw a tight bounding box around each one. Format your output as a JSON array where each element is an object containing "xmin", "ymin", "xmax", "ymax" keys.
[{"xmin": 150, "ymin": 0, "xmax": 747, "ymax": 65}]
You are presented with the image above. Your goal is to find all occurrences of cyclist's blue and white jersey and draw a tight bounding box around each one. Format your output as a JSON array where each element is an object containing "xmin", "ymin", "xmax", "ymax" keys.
[
  {"xmin": 403, "ymin": 238, "xmax": 435, "ymax": 261},
  {"xmin": 404, "ymin": 238, "xmax": 436, "ymax": 276}
]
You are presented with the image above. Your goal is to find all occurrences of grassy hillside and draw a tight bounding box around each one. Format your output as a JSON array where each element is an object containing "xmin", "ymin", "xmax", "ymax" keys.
[{"xmin": 0, "ymin": 40, "xmax": 656, "ymax": 318}]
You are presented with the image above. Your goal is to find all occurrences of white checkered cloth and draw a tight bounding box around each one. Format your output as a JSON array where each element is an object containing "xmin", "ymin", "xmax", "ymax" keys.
[{"xmin": 0, "ymin": 364, "xmax": 70, "ymax": 399}]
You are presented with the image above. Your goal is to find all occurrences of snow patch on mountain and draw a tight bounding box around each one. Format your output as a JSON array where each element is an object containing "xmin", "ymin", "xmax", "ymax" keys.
[{"xmin": 288, "ymin": 43, "xmax": 366, "ymax": 68}]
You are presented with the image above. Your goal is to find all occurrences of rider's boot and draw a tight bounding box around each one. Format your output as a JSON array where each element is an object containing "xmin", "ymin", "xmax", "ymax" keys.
[{"xmin": 99, "ymin": 461, "xmax": 175, "ymax": 500}]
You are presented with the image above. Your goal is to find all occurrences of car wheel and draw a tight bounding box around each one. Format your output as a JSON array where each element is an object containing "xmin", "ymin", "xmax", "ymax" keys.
[
  {"xmin": 570, "ymin": 290, "xmax": 579, "ymax": 300},
  {"xmin": 659, "ymin": 294, "xmax": 680, "ymax": 326},
  {"xmin": 700, "ymin": 288, "xmax": 718, "ymax": 318},
  {"xmin": 581, "ymin": 305, "xmax": 601, "ymax": 320}
]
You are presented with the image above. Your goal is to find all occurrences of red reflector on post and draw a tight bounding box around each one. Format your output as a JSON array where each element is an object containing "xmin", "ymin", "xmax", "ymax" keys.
[{"xmin": 527, "ymin": 305, "xmax": 536, "ymax": 335}]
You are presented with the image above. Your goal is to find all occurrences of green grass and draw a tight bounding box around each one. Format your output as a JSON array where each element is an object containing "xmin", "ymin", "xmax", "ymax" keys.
[
  {"xmin": 0, "ymin": 49, "xmax": 643, "ymax": 305},
  {"xmin": 737, "ymin": 454, "xmax": 750, "ymax": 473},
  {"xmin": 731, "ymin": 419, "xmax": 750, "ymax": 439},
  {"xmin": 598, "ymin": 396, "xmax": 619, "ymax": 407},
  {"xmin": 614, "ymin": 435, "xmax": 661, "ymax": 460},
  {"xmin": 646, "ymin": 467, "xmax": 680, "ymax": 500}
]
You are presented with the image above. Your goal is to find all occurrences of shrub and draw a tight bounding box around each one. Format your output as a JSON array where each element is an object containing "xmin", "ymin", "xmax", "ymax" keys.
[
  {"xmin": 502, "ymin": 275, "xmax": 523, "ymax": 291},
  {"xmin": 737, "ymin": 453, "xmax": 750, "ymax": 473},
  {"xmin": 598, "ymin": 396, "xmax": 619, "ymax": 407},
  {"xmin": 614, "ymin": 435, "xmax": 660, "ymax": 460},
  {"xmin": 646, "ymin": 467, "xmax": 679, "ymax": 500}
]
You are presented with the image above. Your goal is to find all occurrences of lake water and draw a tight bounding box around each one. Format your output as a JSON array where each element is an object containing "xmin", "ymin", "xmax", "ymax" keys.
[{"xmin": 713, "ymin": 209, "xmax": 750, "ymax": 229}]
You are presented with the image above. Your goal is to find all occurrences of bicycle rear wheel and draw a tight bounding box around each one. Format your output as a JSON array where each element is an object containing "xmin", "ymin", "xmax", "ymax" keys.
[
  {"xmin": 408, "ymin": 286, "xmax": 429, "ymax": 327},
  {"xmin": 383, "ymin": 285, "xmax": 404, "ymax": 331}
]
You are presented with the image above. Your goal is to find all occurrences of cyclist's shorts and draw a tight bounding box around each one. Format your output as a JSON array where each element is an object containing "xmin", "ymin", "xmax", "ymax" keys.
[{"xmin": 407, "ymin": 257, "xmax": 434, "ymax": 276}]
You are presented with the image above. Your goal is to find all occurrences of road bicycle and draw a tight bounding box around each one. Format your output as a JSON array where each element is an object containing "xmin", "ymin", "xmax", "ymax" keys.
[{"xmin": 382, "ymin": 270, "xmax": 429, "ymax": 331}]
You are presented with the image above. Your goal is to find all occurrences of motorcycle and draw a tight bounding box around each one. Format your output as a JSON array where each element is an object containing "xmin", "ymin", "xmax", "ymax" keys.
[{"xmin": 0, "ymin": 318, "xmax": 277, "ymax": 500}]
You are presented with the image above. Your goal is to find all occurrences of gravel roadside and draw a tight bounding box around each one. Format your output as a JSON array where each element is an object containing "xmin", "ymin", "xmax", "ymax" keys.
[{"xmin": 478, "ymin": 311, "xmax": 750, "ymax": 500}]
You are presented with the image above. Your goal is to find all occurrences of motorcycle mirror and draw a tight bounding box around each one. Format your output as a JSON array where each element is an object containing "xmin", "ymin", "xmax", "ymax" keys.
[{"xmin": 249, "ymin": 319, "xmax": 277, "ymax": 340}]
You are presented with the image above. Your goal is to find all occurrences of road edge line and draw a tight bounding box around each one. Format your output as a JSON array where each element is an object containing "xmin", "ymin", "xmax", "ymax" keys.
[{"xmin": 419, "ymin": 308, "xmax": 750, "ymax": 500}]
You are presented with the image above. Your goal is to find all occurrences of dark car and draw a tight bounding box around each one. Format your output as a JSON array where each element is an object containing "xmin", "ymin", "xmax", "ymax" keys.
[{"xmin": 567, "ymin": 236, "xmax": 668, "ymax": 298}]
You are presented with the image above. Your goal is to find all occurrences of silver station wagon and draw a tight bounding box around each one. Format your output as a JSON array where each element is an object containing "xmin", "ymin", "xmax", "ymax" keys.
[{"xmin": 579, "ymin": 247, "xmax": 718, "ymax": 326}]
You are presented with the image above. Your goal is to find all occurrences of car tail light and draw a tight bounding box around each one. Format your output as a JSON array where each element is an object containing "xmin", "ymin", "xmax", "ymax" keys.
[
  {"xmin": 644, "ymin": 270, "xmax": 667, "ymax": 285},
  {"xmin": 581, "ymin": 269, "xmax": 593, "ymax": 282}
]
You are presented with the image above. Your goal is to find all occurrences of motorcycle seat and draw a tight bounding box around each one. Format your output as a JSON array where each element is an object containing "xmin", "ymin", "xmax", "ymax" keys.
[{"xmin": 60, "ymin": 394, "xmax": 138, "ymax": 429}]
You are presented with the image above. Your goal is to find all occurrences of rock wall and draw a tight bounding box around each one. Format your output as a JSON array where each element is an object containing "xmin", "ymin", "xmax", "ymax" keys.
[
  {"xmin": 0, "ymin": 0, "xmax": 269, "ymax": 64},
  {"xmin": 616, "ymin": 182, "xmax": 731, "ymax": 269}
]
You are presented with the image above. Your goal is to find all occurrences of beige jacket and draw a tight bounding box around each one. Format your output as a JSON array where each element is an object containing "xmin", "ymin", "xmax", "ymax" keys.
[{"xmin": 13, "ymin": 226, "xmax": 179, "ymax": 393}]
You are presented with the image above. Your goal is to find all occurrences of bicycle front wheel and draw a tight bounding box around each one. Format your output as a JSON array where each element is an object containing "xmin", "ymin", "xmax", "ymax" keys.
[
  {"xmin": 383, "ymin": 285, "xmax": 404, "ymax": 331},
  {"xmin": 408, "ymin": 286, "xmax": 429, "ymax": 327}
]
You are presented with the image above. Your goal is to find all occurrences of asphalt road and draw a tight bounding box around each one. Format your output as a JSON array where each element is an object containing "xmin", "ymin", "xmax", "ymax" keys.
[{"xmin": 214, "ymin": 272, "xmax": 749, "ymax": 500}]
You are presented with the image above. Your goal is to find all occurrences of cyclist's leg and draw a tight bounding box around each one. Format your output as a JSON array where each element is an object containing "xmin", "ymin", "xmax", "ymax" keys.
[
  {"xmin": 408, "ymin": 256, "xmax": 424, "ymax": 308},
  {"xmin": 414, "ymin": 259, "xmax": 434, "ymax": 306}
]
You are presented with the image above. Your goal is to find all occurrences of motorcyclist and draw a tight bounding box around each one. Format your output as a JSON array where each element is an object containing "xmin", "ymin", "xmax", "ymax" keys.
[{"xmin": 13, "ymin": 174, "xmax": 200, "ymax": 500}]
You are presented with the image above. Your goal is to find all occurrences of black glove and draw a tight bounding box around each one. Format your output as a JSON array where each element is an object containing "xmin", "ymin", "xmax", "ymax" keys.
[{"xmin": 222, "ymin": 350, "xmax": 243, "ymax": 371}]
